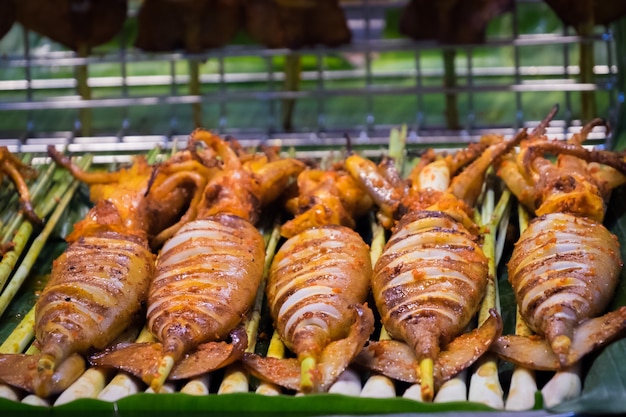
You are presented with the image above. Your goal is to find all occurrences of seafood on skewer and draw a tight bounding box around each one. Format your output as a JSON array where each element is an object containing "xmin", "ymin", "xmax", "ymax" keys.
[
  {"xmin": 491, "ymin": 117, "xmax": 626, "ymax": 370},
  {"xmin": 0, "ymin": 146, "xmax": 213, "ymax": 397},
  {"xmin": 91, "ymin": 129, "xmax": 305, "ymax": 392},
  {"xmin": 0, "ymin": 147, "xmax": 42, "ymax": 233},
  {"xmin": 344, "ymin": 134, "xmax": 522, "ymax": 401},
  {"xmin": 242, "ymin": 161, "xmax": 376, "ymax": 393}
]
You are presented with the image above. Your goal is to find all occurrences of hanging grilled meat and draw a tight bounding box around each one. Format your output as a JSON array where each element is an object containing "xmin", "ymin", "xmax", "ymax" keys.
[
  {"xmin": 0, "ymin": 0, "xmax": 15, "ymax": 41},
  {"xmin": 0, "ymin": 146, "xmax": 212, "ymax": 397},
  {"xmin": 244, "ymin": 0, "xmax": 351, "ymax": 49},
  {"xmin": 492, "ymin": 114, "xmax": 626, "ymax": 370},
  {"xmin": 399, "ymin": 0, "xmax": 513, "ymax": 44},
  {"xmin": 344, "ymin": 133, "xmax": 522, "ymax": 401},
  {"xmin": 134, "ymin": 0, "xmax": 242, "ymax": 53},
  {"xmin": 15, "ymin": 0, "xmax": 127, "ymax": 52},
  {"xmin": 90, "ymin": 130, "xmax": 305, "ymax": 391},
  {"xmin": 242, "ymin": 164, "xmax": 375, "ymax": 393}
]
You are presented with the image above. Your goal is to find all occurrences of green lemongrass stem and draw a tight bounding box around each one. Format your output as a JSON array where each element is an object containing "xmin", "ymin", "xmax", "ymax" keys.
[
  {"xmin": 0, "ymin": 163, "xmax": 88, "ymax": 317},
  {"xmin": 361, "ymin": 216, "xmax": 396, "ymax": 399},
  {"xmin": 0, "ymin": 157, "xmax": 91, "ymax": 293},
  {"xmin": 150, "ymin": 355, "xmax": 175, "ymax": 392},
  {"xmin": 505, "ymin": 205, "xmax": 538, "ymax": 411},
  {"xmin": 388, "ymin": 125, "xmax": 408, "ymax": 174},
  {"xmin": 217, "ymin": 224, "xmax": 282, "ymax": 394},
  {"xmin": 1, "ymin": 161, "xmax": 57, "ymax": 245},
  {"xmin": 98, "ymin": 327, "xmax": 154, "ymax": 402},
  {"xmin": 0, "ymin": 304, "xmax": 36, "ymax": 354},
  {"xmin": 255, "ymin": 330, "xmax": 286, "ymax": 395},
  {"xmin": 0, "ymin": 303, "xmax": 36, "ymax": 402},
  {"xmin": 468, "ymin": 179, "xmax": 509, "ymax": 408},
  {"xmin": 145, "ymin": 145, "xmax": 162, "ymax": 165}
]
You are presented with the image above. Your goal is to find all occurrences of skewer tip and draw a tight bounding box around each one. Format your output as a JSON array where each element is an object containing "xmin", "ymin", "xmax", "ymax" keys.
[{"xmin": 419, "ymin": 358, "xmax": 434, "ymax": 402}]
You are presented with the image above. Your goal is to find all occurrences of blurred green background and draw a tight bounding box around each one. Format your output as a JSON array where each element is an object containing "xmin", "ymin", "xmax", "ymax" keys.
[{"xmin": 0, "ymin": 1, "xmax": 624, "ymax": 147}]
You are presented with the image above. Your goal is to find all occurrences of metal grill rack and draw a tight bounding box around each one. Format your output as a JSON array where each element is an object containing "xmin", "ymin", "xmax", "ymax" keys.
[{"xmin": 0, "ymin": 0, "xmax": 624, "ymax": 160}]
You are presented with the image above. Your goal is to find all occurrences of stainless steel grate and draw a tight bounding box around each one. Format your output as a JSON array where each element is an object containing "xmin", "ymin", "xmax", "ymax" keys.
[{"xmin": 0, "ymin": 0, "xmax": 623, "ymax": 157}]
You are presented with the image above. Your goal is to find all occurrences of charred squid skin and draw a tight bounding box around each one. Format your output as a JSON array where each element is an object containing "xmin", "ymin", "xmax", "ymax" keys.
[
  {"xmin": 268, "ymin": 224, "xmax": 372, "ymax": 357},
  {"xmin": 373, "ymin": 209, "xmax": 489, "ymax": 362},
  {"xmin": 40, "ymin": 231, "xmax": 154, "ymax": 359},
  {"xmin": 149, "ymin": 213, "xmax": 265, "ymax": 358},
  {"xmin": 507, "ymin": 212, "xmax": 623, "ymax": 365},
  {"xmin": 0, "ymin": 230, "xmax": 155, "ymax": 396},
  {"xmin": 90, "ymin": 213, "xmax": 265, "ymax": 385},
  {"xmin": 248, "ymin": 224, "xmax": 373, "ymax": 391}
]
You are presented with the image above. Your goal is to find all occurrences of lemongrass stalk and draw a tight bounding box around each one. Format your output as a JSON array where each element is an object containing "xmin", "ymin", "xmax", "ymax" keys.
[
  {"xmin": 361, "ymin": 375, "xmax": 396, "ymax": 398},
  {"xmin": 180, "ymin": 374, "xmax": 211, "ymax": 396},
  {"xmin": 180, "ymin": 374, "xmax": 212, "ymax": 396},
  {"xmin": 1, "ymin": 161, "xmax": 57, "ymax": 244},
  {"xmin": 255, "ymin": 330, "xmax": 285, "ymax": 396},
  {"xmin": 145, "ymin": 381, "xmax": 176, "ymax": 394},
  {"xmin": 403, "ymin": 384, "xmax": 424, "ymax": 401},
  {"xmin": 98, "ymin": 328, "xmax": 154, "ymax": 401},
  {"xmin": 505, "ymin": 205, "xmax": 539, "ymax": 411},
  {"xmin": 53, "ymin": 326, "xmax": 142, "ymax": 404},
  {"xmin": 54, "ymin": 367, "xmax": 113, "ymax": 405},
  {"xmin": 0, "ymin": 164, "xmax": 88, "ymax": 317},
  {"xmin": 541, "ymin": 362, "xmax": 582, "ymax": 407},
  {"xmin": 217, "ymin": 364, "xmax": 249, "ymax": 394},
  {"xmin": 361, "ymin": 216, "xmax": 396, "ymax": 399},
  {"xmin": 0, "ymin": 385, "xmax": 20, "ymax": 401},
  {"xmin": 0, "ymin": 157, "xmax": 90, "ymax": 289},
  {"xmin": 468, "ymin": 178, "xmax": 507, "ymax": 409},
  {"xmin": 433, "ymin": 369, "xmax": 468, "ymax": 403},
  {"xmin": 0, "ymin": 304, "xmax": 35, "ymax": 354},
  {"xmin": 218, "ymin": 224, "xmax": 281, "ymax": 394},
  {"xmin": 388, "ymin": 125, "xmax": 408, "ymax": 174},
  {"xmin": 328, "ymin": 368, "xmax": 362, "ymax": 396},
  {"xmin": 21, "ymin": 394, "xmax": 49, "ymax": 406}
]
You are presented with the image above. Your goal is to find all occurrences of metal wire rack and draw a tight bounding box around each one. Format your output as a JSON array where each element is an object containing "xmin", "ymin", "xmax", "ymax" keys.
[{"xmin": 0, "ymin": 0, "xmax": 623, "ymax": 161}]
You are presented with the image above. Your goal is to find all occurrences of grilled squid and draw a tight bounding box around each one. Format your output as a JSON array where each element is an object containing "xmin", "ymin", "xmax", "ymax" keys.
[
  {"xmin": 492, "ymin": 115, "xmax": 626, "ymax": 370},
  {"xmin": 0, "ymin": 146, "xmax": 212, "ymax": 397},
  {"xmin": 242, "ymin": 166, "xmax": 375, "ymax": 393},
  {"xmin": 91, "ymin": 129, "xmax": 305, "ymax": 391},
  {"xmin": 344, "ymin": 134, "xmax": 521, "ymax": 401}
]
